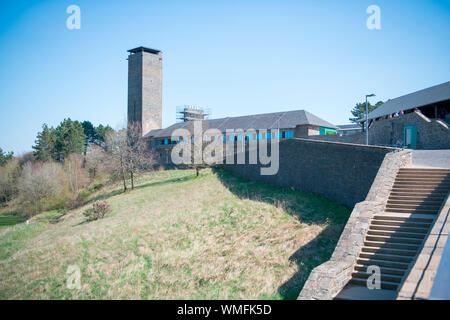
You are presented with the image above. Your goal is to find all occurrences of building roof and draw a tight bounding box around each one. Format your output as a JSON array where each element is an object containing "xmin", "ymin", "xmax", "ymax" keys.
[
  {"xmin": 337, "ymin": 124, "xmax": 361, "ymax": 130},
  {"xmin": 128, "ymin": 46, "xmax": 161, "ymax": 54},
  {"xmin": 367, "ymin": 81, "xmax": 450, "ymax": 121},
  {"xmin": 144, "ymin": 109, "xmax": 337, "ymax": 138}
]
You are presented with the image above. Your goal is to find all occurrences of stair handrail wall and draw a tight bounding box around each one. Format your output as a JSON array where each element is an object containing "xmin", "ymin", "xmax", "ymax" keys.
[{"xmin": 298, "ymin": 149, "xmax": 413, "ymax": 300}]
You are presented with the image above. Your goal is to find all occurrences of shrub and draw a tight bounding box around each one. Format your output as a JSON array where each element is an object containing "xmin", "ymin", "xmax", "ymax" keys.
[
  {"xmin": 89, "ymin": 183, "xmax": 104, "ymax": 192},
  {"xmin": 0, "ymin": 160, "xmax": 21, "ymax": 204},
  {"xmin": 17, "ymin": 162, "xmax": 69, "ymax": 216},
  {"xmin": 83, "ymin": 200, "xmax": 111, "ymax": 221}
]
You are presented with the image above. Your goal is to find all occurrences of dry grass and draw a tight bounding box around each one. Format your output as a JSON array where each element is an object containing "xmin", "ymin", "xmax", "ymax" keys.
[{"xmin": 0, "ymin": 168, "xmax": 350, "ymax": 299}]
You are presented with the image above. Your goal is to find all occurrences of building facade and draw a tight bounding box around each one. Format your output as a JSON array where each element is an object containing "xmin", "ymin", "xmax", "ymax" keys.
[{"xmin": 127, "ymin": 46, "xmax": 163, "ymax": 137}]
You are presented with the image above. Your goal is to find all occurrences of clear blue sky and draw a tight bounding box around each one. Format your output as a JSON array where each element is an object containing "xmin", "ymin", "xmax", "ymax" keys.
[{"xmin": 0, "ymin": 0, "xmax": 449, "ymax": 155}]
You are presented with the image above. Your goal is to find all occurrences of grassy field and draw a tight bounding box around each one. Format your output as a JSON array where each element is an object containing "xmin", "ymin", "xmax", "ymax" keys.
[{"xmin": 0, "ymin": 168, "xmax": 350, "ymax": 299}]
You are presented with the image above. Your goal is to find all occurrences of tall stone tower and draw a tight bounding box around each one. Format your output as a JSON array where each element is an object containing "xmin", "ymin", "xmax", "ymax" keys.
[{"xmin": 127, "ymin": 46, "xmax": 162, "ymax": 136}]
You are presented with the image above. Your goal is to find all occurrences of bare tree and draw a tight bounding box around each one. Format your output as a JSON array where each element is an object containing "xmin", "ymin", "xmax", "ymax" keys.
[
  {"xmin": 106, "ymin": 124, "xmax": 154, "ymax": 191},
  {"xmin": 85, "ymin": 144, "xmax": 111, "ymax": 178},
  {"xmin": 64, "ymin": 153, "xmax": 89, "ymax": 194}
]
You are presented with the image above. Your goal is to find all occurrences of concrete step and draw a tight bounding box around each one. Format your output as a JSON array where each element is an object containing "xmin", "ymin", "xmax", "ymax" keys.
[
  {"xmin": 387, "ymin": 199, "xmax": 443, "ymax": 205},
  {"xmin": 396, "ymin": 173, "xmax": 450, "ymax": 178},
  {"xmin": 357, "ymin": 257, "xmax": 410, "ymax": 270},
  {"xmin": 371, "ymin": 219, "xmax": 432, "ymax": 229},
  {"xmin": 388, "ymin": 195, "xmax": 446, "ymax": 201},
  {"xmin": 365, "ymin": 234, "xmax": 424, "ymax": 245},
  {"xmin": 354, "ymin": 264, "xmax": 406, "ymax": 276},
  {"xmin": 399, "ymin": 168, "xmax": 450, "ymax": 173},
  {"xmin": 391, "ymin": 186, "xmax": 449, "ymax": 192},
  {"xmin": 349, "ymin": 278, "xmax": 398, "ymax": 290},
  {"xmin": 369, "ymin": 224, "xmax": 429, "ymax": 234},
  {"xmin": 367, "ymin": 229, "xmax": 427, "ymax": 239},
  {"xmin": 395, "ymin": 178, "xmax": 450, "ymax": 184},
  {"xmin": 389, "ymin": 190, "xmax": 449, "ymax": 197},
  {"xmin": 335, "ymin": 284, "xmax": 398, "ymax": 300},
  {"xmin": 361, "ymin": 246, "xmax": 417, "ymax": 257},
  {"xmin": 385, "ymin": 208, "xmax": 439, "ymax": 214},
  {"xmin": 385, "ymin": 203, "xmax": 442, "ymax": 210},
  {"xmin": 373, "ymin": 215, "xmax": 435, "ymax": 223},
  {"xmin": 352, "ymin": 271, "xmax": 403, "ymax": 284},
  {"xmin": 359, "ymin": 252, "xmax": 414, "ymax": 263},
  {"xmin": 364, "ymin": 240, "xmax": 420, "ymax": 251},
  {"xmin": 392, "ymin": 183, "xmax": 450, "ymax": 189}
]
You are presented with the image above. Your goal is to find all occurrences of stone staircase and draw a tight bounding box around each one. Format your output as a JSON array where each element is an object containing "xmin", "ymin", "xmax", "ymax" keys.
[{"xmin": 336, "ymin": 168, "xmax": 450, "ymax": 300}]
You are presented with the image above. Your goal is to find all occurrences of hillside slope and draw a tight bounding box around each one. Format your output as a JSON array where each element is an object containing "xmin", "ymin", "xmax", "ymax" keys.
[{"xmin": 0, "ymin": 169, "xmax": 350, "ymax": 299}]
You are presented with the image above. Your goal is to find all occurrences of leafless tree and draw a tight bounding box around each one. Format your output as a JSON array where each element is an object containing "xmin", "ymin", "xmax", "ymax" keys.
[
  {"xmin": 106, "ymin": 124, "xmax": 154, "ymax": 191},
  {"xmin": 64, "ymin": 153, "xmax": 89, "ymax": 194},
  {"xmin": 85, "ymin": 144, "xmax": 111, "ymax": 178}
]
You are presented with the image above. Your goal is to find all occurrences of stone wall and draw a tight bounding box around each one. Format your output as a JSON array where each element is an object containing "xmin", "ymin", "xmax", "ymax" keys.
[
  {"xmin": 305, "ymin": 111, "xmax": 450, "ymax": 149},
  {"xmin": 368, "ymin": 111, "xmax": 450, "ymax": 149},
  {"xmin": 222, "ymin": 138, "xmax": 399, "ymax": 208},
  {"xmin": 297, "ymin": 149, "xmax": 412, "ymax": 299}
]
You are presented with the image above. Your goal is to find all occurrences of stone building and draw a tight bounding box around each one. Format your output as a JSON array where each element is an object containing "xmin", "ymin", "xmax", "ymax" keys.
[
  {"xmin": 126, "ymin": 46, "xmax": 337, "ymax": 163},
  {"xmin": 363, "ymin": 81, "xmax": 450, "ymax": 149}
]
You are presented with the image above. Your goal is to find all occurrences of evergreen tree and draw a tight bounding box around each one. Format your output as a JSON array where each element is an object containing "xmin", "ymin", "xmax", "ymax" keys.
[
  {"xmin": 82, "ymin": 120, "xmax": 96, "ymax": 147},
  {"xmin": 95, "ymin": 124, "xmax": 114, "ymax": 147},
  {"xmin": 32, "ymin": 124, "xmax": 56, "ymax": 161},
  {"xmin": 54, "ymin": 118, "xmax": 86, "ymax": 161},
  {"xmin": 0, "ymin": 148, "xmax": 13, "ymax": 166},
  {"xmin": 349, "ymin": 100, "xmax": 384, "ymax": 127}
]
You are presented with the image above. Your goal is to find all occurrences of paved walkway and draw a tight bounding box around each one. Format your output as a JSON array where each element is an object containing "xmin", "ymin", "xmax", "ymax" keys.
[{"xmin": 410, "ymin": 150, "xmax": 450, "ymax": 169}]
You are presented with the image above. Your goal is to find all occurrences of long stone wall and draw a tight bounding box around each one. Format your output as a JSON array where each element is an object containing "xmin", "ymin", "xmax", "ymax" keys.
[{"xmin": 222, "ymin": 138, "xmax": 399, "ymax": 208}]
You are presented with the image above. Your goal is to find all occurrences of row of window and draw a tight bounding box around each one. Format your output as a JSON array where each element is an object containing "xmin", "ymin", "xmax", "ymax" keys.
[{"xmin": 156, "ymin": 130, "xmax": 294, "ymax": 145}]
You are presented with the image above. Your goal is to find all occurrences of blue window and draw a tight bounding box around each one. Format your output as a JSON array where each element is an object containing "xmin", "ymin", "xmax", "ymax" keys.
[
  {"xmin": 164, "ymin": 139, "xmax": 168, "ymax": 145},
  {"xmin": 267, "ymin": 132, "xmax": 272, "ymax": 139},
  {"xmin": 228, "ymin": 135, "xmax": 235, "ymax": 141},
  {"xmin": 285, "ymin": 131, "xmax": 293, "ymax": 138},
  {"xmin": 237, "ymin": 134, "xmax": 243, "ymax": 141}
]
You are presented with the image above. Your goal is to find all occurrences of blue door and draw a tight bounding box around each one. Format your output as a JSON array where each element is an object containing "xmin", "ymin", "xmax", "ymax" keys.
[{"xmin": 404, "ymin": 125, "xmax": 417, "ymax": 149}]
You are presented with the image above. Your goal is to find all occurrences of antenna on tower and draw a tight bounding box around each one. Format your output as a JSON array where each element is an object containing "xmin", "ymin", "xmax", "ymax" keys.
[{"xmin": 176, "ymin": 105, "xmax": 211, "ymax": 122}]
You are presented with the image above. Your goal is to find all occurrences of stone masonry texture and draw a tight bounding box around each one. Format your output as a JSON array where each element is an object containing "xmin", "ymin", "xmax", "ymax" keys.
[
  {"xmin": 128, "ymin": 50, "xmax": 162, "ymax": 136},
  {"xmin": 222, "ymin": 138, "xmax": 401, "ymax": 208}
]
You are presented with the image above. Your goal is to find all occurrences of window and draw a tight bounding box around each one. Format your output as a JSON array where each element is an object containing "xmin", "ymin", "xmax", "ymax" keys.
[
  {"xmin": 285, "ymin": 131, "xmax": 293, "ymax": 138},
  {"xmin": 164, "ymin": 139, "xmax": 169, "ymax": 145}
]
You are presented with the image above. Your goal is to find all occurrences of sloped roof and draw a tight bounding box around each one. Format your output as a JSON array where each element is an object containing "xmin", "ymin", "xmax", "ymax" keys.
[
  {"xmin": 144, "ymin": 109, "xmax": 336, "ymax": 138},
  {"xmin": 337, "ymin": 124, "xmax": 361, "ymax": 130},
  {"xmin": 367, "ymin": 81, "xmax": 450, "ymax": 121}
]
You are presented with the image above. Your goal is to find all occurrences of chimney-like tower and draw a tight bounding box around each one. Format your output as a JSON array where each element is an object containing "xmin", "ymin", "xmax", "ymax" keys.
[{"xmin": 127, "ymin": 46, "xmax": 162, "ymax": 136}]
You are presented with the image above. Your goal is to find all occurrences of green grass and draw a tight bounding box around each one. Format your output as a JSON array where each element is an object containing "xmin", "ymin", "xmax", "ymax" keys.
[{"xmin": 0, "ymin": 168, "xmax": 351, "ymax": 300}]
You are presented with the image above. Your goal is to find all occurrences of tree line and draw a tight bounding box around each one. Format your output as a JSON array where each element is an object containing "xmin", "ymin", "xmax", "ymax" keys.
[{"xmin": 0, "ymin": 119, "xmax": 155, "ymax": 217}]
